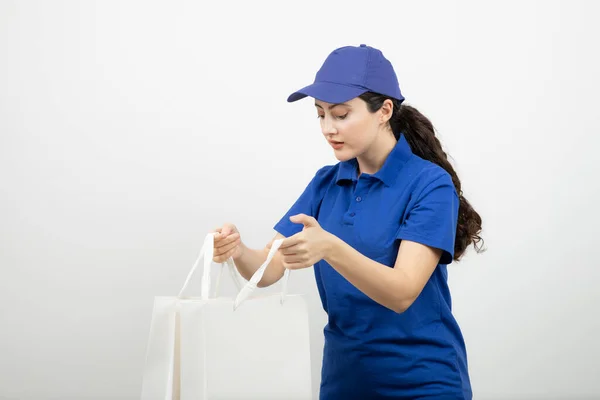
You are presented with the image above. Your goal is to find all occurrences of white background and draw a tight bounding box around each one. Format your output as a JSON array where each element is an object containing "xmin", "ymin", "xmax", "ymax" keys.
[{"xmin": 1, "ymin": 1, "xmax": 599, "ymax": 399}]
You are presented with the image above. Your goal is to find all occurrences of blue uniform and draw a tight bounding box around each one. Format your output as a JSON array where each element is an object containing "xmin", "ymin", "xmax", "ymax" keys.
[{"xmin": 274, "ymin": 134, "xmax": 472, "ymax": 399}]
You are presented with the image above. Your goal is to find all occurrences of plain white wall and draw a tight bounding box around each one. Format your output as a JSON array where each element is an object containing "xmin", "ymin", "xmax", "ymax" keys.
[{"xmin": 1, "ymin": 1, "xmax": 599, "ymax": 399}]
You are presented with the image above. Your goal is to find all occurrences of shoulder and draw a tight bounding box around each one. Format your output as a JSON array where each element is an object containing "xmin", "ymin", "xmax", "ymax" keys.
[
  {"xmin": 310, "ymin": 163, "xmax": 339, "ymax": 187},
  {"xmin": 406, "ymin": 155, "xmax": 458, "ymax": 199}
]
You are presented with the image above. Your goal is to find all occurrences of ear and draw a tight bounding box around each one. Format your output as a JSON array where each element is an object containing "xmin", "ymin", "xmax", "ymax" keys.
[{"xmin": 379, "ymin": 99, "xmax": 394, "ymax": 124}]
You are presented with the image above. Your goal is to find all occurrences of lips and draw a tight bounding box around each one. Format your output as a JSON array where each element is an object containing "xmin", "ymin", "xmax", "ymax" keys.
[{"xmin": 328, "ymin": 140, "xmax": 344, "ymax": 150}]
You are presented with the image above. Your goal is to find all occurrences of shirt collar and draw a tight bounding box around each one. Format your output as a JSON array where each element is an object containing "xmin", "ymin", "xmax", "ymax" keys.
[{"xmin": 336, "ymin": 133, "xmax": 413, "ymax": 187}]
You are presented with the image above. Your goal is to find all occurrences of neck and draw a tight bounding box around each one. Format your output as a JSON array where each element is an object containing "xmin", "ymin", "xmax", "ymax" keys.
[{"xmin": 356, "ymin": 130, "xmax": 397, "ymax": 175}]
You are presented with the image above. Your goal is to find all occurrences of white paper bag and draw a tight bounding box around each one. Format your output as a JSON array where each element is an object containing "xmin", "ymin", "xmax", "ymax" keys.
[{"xmin": 141, "ymin": 233, "xmax": 313, "ymax": 400}]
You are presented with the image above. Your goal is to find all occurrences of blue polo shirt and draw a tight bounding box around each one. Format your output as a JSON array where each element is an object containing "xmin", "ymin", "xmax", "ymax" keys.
[{"xmin": 274, "ymin": 134, "xmax": 472, "ymax": 399}]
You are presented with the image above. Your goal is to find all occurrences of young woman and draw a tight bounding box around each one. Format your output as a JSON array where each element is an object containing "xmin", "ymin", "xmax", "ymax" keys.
[{"xmin": 213, "ymin": 44, "xmax": 483, "ymax": 400}]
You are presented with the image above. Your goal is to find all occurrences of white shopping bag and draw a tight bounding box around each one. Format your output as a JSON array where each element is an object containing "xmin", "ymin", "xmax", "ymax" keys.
[{"xmin": 140, "ymin": 233, "xmax": 313, "ymax": 400}]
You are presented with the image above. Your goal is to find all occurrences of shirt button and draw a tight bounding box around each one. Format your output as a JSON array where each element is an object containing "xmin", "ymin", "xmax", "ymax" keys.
[{"xmin": 356, "ymin": 196, "xmax": 362, "ymax": 202}]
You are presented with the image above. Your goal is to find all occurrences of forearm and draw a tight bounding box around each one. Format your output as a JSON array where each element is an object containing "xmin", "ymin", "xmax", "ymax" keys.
[
  {"xmin": 324, "ymin": 235, "xmax": 412, "ymax": 313},
  {"xmin": 233, "ymin": 242, "xmax": 284, "ymax": 287}
]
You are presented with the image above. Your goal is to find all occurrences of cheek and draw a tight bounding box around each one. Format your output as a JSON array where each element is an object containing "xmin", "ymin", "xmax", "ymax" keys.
[{"xmin": 342, "ymin": 118, "xmax": 375, "ymax": 146}]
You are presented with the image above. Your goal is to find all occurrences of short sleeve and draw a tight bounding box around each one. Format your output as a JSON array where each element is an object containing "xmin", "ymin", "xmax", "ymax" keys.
[
  {"xmin": 396, "ymin": 171, "xmax": 459, "ymax": 265},
  {"xmin": 273, "ymin": 166, "xmax": 333, "ymax": 238}
]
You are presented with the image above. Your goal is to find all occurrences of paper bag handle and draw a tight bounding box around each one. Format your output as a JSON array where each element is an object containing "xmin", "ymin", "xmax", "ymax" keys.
[
  {"xmin": 232, "ymin": 238, "xmax": 288, "ymax": 309},
  {"xmin": 178, "ymin": 233, "xmax": 288, "ymax": 303},
  {"xmin": 178, "ymin": 233, "xmax": 216, "ymax": 299}
]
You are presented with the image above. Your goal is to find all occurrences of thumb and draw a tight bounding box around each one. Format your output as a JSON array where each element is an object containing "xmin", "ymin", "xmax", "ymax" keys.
[
  {"xmin": 290, "ymin": 213, "xmax": 319, "ymax": 228},
  {"xmin": 215, "ymin": 225, "xmax": 231, "ymax": 240},
  {"xmin": 221, "ymin": 225, "xmax": 233, "ymax": 237}
]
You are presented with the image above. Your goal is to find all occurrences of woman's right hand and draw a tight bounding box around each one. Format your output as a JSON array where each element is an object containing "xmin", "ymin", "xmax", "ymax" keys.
[{"xmin": 213, "ymin": 223, "xmax": 243, "ymax": 263}]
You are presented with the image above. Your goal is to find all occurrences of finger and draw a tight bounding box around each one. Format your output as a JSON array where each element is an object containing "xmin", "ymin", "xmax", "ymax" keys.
[
  {"xmin": 214, "ymin": 245, "xmax": 239, "ymax": 262},
  {"xmin": 281, "ymin": 246, "xmax": 304, "ymax": 256},
  {"xmin": 290, "ymin": 214, "xmax": 319, "ymax": 228},
  {"xmin": 215, "ymin": 236, "xmax": 239, "ymax": 252},
  {"xmin": 279, "ymin": 235, "xmax": 302, "ymax": 249},
  {"xmin": 214, "ymin": 251, "xmax": 233, "ymax": 263},
  {"xmin": 283, "ymin": 254, "xmax": 304, "ymax": 263},
  {"xmin": 283, "ymin": 261, "xmax": 305, "ymax": 270},
  {"xmin": 214, "ymin": 237, "xmax": 240, "ymax": 256},
  {"xmin": 221, "ymin": 225, "xmax": 233, "ymax": 237},
  {"xmin": 214, "ymin": 229, "xmax": 237, "ymax": 242},
  {"xmin": 213, "ymin": 228, "xmax": 225, "ymax": 241},
  {"xmin": 215, "ymin": 232, "xmax": 239, "ymax": 246}
]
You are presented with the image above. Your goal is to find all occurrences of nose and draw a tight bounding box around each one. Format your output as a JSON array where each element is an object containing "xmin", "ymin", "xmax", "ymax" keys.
[{"xmin": 321, "ymin": 117, "xmax": 337, "ymax": 137}]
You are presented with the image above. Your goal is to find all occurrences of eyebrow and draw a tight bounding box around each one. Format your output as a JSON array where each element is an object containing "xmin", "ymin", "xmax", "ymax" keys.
[{"xmin": 315, "ymin": 102, "xmax": 349, "ymax": 110}]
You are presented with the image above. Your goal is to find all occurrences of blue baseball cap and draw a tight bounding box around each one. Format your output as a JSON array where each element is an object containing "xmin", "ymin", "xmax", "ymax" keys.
[{"xmin": 287, "ymin": 44, "xmax": 405, "ymax": 104}]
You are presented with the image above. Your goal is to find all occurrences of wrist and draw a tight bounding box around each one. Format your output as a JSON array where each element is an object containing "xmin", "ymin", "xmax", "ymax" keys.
[
  {"xmin": 233, "ymin": 241, "xmax": 247, "ymax": 262},
  {"xmin": 323, "ymin": 232, "xmax": 341, "ymax": 261}
]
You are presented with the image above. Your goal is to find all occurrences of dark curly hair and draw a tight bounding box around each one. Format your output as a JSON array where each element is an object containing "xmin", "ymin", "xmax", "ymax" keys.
[{"xmin": 359, "ymin": 92, "xmax": 484, "ymax": 261}]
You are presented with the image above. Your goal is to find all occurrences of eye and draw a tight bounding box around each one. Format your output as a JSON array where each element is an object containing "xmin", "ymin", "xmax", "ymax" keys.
[
  {"xmin": 336, "ymin": 113, "xmax": 348, "ymax": 120},
  {"xmin": 317, "ymin": 114, "xmax": 324, "ymax": 119}
]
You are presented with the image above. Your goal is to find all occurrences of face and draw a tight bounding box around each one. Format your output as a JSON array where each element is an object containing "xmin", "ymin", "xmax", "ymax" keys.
[{"xmin": 315, "ymin": 97, "xmax": 392, "ymax": 161}]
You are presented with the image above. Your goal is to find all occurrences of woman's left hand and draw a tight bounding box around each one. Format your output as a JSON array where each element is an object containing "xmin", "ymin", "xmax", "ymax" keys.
[{"xmin": 275, "ymin": 214, "xmax": 335, "ymax": 270}]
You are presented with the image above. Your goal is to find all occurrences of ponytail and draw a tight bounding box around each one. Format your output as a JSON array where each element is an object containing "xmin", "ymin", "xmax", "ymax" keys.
[{"xmin": 359, "ymin": 92, "xmax": 484, "ymax": 261}]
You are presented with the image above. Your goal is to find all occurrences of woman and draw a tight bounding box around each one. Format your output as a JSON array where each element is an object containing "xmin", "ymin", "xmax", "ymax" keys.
[{"xmin": 213, "ymin": 44, "xmax": 483, "ymax": 399}]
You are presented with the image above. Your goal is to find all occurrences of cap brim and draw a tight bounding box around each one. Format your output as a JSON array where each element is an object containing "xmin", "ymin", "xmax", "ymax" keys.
[{"xmin": 287, "ymin": 82, "xmax": 368, "ymax": 103}]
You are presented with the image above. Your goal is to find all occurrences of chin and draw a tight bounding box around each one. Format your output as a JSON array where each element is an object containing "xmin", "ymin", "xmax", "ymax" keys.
[{"xmin": 333, "ymin": 149, "xmax": 355, "ymax": 162}]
